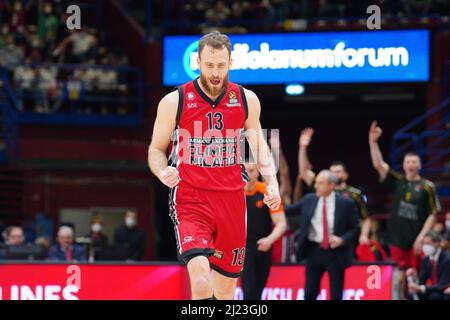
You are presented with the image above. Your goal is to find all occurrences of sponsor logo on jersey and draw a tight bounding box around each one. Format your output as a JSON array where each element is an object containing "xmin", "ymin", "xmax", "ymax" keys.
[
  {"xmin": 187, "ymin": 91, "xmax": 196, "ymax": 100},
  {"xmin": 187, "ymin": 102, "xmax": 197, "ymax": 109},
  {"xmin": 226, "ymin": 91, "xmax": 241, "ymax": 107},
  {"xmin": 415, "ymin": 184, "xmax": 421, "ymax": 191}
]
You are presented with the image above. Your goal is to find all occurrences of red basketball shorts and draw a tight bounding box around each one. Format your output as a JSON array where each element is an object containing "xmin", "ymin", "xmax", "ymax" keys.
[{"xmin": 168, "ymin": 185, "xmax": 246, "ymax": 278}]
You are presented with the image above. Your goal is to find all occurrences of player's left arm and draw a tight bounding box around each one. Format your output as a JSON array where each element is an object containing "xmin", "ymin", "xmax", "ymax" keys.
[
  {"xmin": 244, "ymin": 88, "xmax": 281, "ymax": 210},
  {"xmin": 257, "ymin": 211, "xmax": 287, "ymax": 252}
]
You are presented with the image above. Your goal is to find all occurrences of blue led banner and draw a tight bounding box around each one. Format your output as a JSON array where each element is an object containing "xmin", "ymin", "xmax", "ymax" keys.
[{"xmin": 163, "ymin": 30, "xmax": 429, "ymax": 86}]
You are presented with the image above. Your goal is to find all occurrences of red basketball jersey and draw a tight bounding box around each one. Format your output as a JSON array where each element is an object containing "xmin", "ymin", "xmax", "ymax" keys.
[{"xmin": 168, "ymin": 79, "xmax": 249, "ymax": 191}]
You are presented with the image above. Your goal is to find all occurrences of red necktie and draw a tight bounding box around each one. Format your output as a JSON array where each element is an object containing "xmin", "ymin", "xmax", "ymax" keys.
[
  {"xmin": 431, "ymin": 259, "xmax": 438, "ymax": 285},
  {"xmin": 65, "ymin": 248, "xmax": 72, "ymax": 261},
  {"xmin": 321, "ymin": 198, "xmax": 329, "ymax": 250}
]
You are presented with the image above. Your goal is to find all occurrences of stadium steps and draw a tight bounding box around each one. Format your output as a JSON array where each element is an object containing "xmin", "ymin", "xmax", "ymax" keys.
[{"xmin": 0, "ymin": 168, "xmax": 24, "ymax": 225}]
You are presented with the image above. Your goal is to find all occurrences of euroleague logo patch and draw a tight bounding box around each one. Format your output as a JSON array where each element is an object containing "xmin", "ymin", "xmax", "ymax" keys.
[
  {"xmin": 226, "ymin": 91, "xmax": 241, "ymax": 107},
  {"xmin": 187, "ymin": 91, "xmax": 196, "ymax": 100}
]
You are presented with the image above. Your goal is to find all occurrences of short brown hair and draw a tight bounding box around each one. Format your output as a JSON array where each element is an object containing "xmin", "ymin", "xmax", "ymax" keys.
[{"xmin": 198, "ymin": 31, "xmax": 231, "ymax": 58}]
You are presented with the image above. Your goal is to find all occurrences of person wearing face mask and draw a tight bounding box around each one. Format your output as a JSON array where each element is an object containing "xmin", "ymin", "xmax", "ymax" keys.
[
  {"xmin": 113, "ymin": 210, "xmax": 146, "ymax": 261},
  {"xmin": 86, "ymin": 215, "xmax": 108, "ymax": 261},
  {"xmin": 406, "ymin": 231, "xmax": 450, "ymax": 300}
]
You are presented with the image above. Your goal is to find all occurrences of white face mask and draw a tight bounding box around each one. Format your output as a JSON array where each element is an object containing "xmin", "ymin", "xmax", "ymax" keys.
[
  {"xmin": 446, "ymin": 220, "xmax": 450, "ymax": 231},
  {"xmin": 125, "ymin": 217, "xmax": 136, "ymax": 228},
  {"xmin": 91, "ymin": 223, "xmax": 102, "ymax": 233},
  {"xmin": 422, "ymin": 244, "xmax": 436, "ymax": 257}
]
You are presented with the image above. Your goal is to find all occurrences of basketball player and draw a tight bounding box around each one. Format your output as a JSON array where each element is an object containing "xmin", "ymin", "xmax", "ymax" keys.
[
  {"xmin": 368, "ymin": 121, "xmax": 440, "ymax": 298},
  {"xmin": 148, "ymin": 31, "xmax": 281, "ymax": 300}
]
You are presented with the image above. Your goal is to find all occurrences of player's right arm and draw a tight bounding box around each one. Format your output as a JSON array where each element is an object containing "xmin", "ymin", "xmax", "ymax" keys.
[
  {"xmin": 148, "ymin": 90, "xmax": 181, "ymax": 188},
  {"xmin": 368, "ymin": 121, "xmax": 390, "ymax": 180},
  {"xmin": 298, "ymin": 128, "xmax": 316, "ymax": 187}
]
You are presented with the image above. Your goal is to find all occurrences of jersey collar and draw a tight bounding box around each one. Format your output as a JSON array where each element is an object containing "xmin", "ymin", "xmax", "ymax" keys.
[{"xmin": 193, "ymin": 77, "xmax": 228, "ymax": 108}]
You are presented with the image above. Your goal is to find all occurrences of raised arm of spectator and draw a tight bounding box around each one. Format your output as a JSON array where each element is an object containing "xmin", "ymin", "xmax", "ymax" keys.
[
  {"xmin": 292, "ymin": 174, "xmax": 303, "ymax": 203},
  {"xmin": 53, "ymin": 34, "xmax": 74, "ymax": 56},
  {"xmin": 368, "ymin": 121, "xmax": 390, "ymax": 180},
  {"xmin": 298, "ymin": 128, "xmax": 316, "ymax": 187}
]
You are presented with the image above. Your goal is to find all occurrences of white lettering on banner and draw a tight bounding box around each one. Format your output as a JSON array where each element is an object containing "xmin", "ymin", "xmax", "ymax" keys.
[
  {"xmin": 1, "ymin": 285, "xmax": 79, "ymax": 300},
  {"xmin": 239, "ymin": 287, "xmax": 366, "ymax": 300},
  {"xmin": 190, "ymin": 42, "xmax": 409, "ymax": 71},
  {"xmin": 343, "ymin": 289, "xmax": 365, "ymax": 300}
]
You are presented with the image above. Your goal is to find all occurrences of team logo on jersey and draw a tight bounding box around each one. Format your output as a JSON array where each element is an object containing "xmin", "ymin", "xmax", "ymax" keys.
[
  {"xmin": 343, "ymin": 191, "xmax": 350, "ymax": 198},
  {"xmin": 415, "ymin": 184, "xmax": 421, "ymax": 191},
  {"xmin": 187, "ymin": 91, "xmax": 196, "ymax": 100},
  {"xmin": 213, "ymin": 250, "xmax": 223, "ymax": 259},
  {"xmin": 405, "ymin": 191, "xmax": 411, "ymax": 201},
  {"xmin": 226, "ymin": 91, "xmax": 241, "ymax": 107}
]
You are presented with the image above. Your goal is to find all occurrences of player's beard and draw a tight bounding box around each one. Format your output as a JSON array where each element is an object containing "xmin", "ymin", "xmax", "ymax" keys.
[{"xmin": 200, "ymin": 72, "xmax": 228, "ymax": 98}]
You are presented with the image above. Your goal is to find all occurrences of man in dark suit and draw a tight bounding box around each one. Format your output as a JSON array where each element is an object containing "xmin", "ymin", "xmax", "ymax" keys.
[
  {"xmin": 114, "ymin": 209, "xmax": 146, "ymax": 261},
  {"xmin": 285, "ymin": 170, "xmax": 360, "ymax": 300},
  {"xmin": 48, "ymin": 226, "xmax": 87, "ymax": 261},
  {"xmin": 407, "ymin": 231, "xmax": 450, "ymax": 300}
]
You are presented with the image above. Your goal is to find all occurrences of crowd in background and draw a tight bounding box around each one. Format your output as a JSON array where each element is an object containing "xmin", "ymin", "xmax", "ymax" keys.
[
  {"xmin": 0, "ymin": 209, "xmax": 146, "ymax": 262},
  {"xmin": 122, "ymin": 0, "xmax": 450, "ymax": 35},
  {"xmin": 0, "ymin": 0, "xmax": 131, "ymax": 114}
]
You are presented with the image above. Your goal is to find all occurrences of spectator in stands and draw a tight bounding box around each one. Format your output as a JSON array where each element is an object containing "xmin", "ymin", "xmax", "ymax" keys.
[
  {"xmin": 205, "ymin": 0, "xmax": 231, "ymax": 29},
  {"xmin": 26, "ymin": 25, "xmax": 44, "ymax": 64},
  {"xmin": 96, "ymin": 56, "xmax": 119, "ymax": 115},
  {"xmin": 35, "ymin": 235, "xmax": 51, "ymax": 256},
  {"xmin": 3, "ymin": 225, "xmax": 25, "ymax": 245},
  {"xmin": 114, "ymin": 209, "xmax": 146, "ymax": 261},
  {"xmin": 369, "ymin": 121, "xmax": 441, "ymax": 299},
  {"xmin": 48, "ymin": 225, "xmax": 87, "ymax": 261},
  {"xmin": 0, "ymin": 226, "xmax": 25, "ymax": 259},
  {"xmin": 53, "ymin": 27, "xmax": 97, "ymax": 63},
  {"xmin": 34, "ymin": 64, "xmax": 57, "ymax": 112},
  {"xmin": 406, "ymin": 231, "xmax": 450, "ymax": 300},
  {"xmin": 0, "ymin": 35, "xmax": 24, "ymax": 71},
  {"xmin": 37, "ymin": 1, "xmax": 59, "ymax": 57},
  {"xmin": 86, "ymin": 215, "xmax": 109, "ymax": 261},
  {"xmin": 9, "ymin": 0, "xmax": 27, "ymax": 32},
  {"xmin": 13, "ymin": 57, "xmax": 35, "ymax": 111},
  {"xmin": 400, "ymin": 0, "xmax": 433, "ymax": 16}
]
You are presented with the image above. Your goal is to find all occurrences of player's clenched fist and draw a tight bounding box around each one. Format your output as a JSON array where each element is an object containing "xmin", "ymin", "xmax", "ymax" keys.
[
  {"xmin": 263, "ymin": 185, "xmax": 281, "ymax": 210},
  {"xmin": 159, "ymin": 166, "xmax": 181, "ymax": 188}
]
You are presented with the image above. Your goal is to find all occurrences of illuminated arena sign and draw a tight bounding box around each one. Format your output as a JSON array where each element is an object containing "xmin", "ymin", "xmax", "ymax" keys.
[{"xmin": 163, "ymin": 30, "xmax": 429, "ymax": 86}]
